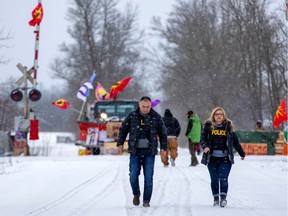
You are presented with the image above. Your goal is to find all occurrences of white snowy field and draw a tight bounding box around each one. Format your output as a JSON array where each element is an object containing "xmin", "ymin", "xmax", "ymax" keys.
[{"xmin": 0, "ymin": 145, "xmax": 287, "ymax": 216}]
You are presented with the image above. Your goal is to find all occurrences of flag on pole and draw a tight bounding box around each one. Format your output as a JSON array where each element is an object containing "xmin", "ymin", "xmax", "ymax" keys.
[
  {"xmin": 77, "ymin": 82, "xmax": 93, "ymax": 102},
  {"xmin": 273, "ymin": 98, "xmax": 288, "ymax": 129},
  {"xmin": 52, "ymin": 99, "xmax": 70, "ymax": 110},
  {"xmin": 30, "ymin": 120, "xmax": 39, "ymax": 140},
  {"xmin": 109, "ymin": 77, "xmax": 132, "ymax": 99},
  {"xmin": 95, "ymin": 83, "xmax": 109, "ymax": 101},
  {"xmin": 89, "ymin": 72, "xmax": 96, "ymax": 83},
  {"xmin": 86, "ymin": 72, "xmax": 96, "ymax": 96},
  {"xmin": 29, "ymin": 3, "xmax": 44, "ymax": 26},
  {"xmin": 151, "ymin": 99, "xmax": 161, "ymax": 108}
]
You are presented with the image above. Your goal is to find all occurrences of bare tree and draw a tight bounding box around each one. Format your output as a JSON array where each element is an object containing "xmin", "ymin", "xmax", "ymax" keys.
[
  {"xmin": 0, "ymin": 26, "xmax": 11, "ymax": 64},
  {"xmin": 0, "ymin": 78, "xmax": 22, "ymax": 131},
  {"xmin": 221, "ymin": 0, "xmax": 287, "ymax": 124},
  {"xmin": 51, "ymin": 0, "xmax": 144, "ymax": 95},
  {"xmin": 0, "ymin": 26, "xmax": 14, "ymax": 131},
  {"xmin": 35, "ymin": 87, "xmax": 75, "ymax": 132},
  {"xmin": 151, "ymin": 0, "xmax": 286, "ymax": 130},
  {"xmin": 50, "ymin": 0, "xmax": 145, "ymax": 127},
  {"xmin": 151, "ymin": 0, "xmax": 238, "ymax": 124}
]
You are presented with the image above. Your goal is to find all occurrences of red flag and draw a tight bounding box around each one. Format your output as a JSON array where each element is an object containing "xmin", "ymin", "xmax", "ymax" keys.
[
  {"xmin": 273, "ymin": 98, "xmax": 288, "ymax": 129},
  {"xmin": 30, "ymin": 120, "xmax": 39, "ymax": 140},
  {"xmin": 109, "ymin": 77, "xmax": 132, "ymax": 99},
  {"xmin": 52, "ymin": 99, "xmax": 70, "ymax": 110},
  {"xmin": 29, "ymin": 3, "xmax": 44, "ymax": 26}
]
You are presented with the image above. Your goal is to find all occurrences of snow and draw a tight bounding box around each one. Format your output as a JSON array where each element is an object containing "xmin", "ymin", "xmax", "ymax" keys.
[{"xmin": 0, "ymin": 145, "xmax": 287, "ymax": 216}]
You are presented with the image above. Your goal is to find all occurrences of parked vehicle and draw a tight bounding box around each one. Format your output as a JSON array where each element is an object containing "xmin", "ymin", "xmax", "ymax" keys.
[{"xmin": 76, "ymin": 99, "xmax": 138, "ymax": 155}]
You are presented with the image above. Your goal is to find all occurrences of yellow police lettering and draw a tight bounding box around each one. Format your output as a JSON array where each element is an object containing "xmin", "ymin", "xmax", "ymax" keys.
[{"xmin": 211, "ymin": 129, "xmax": 226, "ymax": 136}]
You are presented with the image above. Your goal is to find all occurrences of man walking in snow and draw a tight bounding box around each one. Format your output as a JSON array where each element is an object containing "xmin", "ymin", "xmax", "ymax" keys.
[
  {"xmin": 117, "ymin": 96, "xmax": 167, "ymax": 207},
  {"xmin": 161, "ymin": 109, "xmax": 181, "ymax": 167}
]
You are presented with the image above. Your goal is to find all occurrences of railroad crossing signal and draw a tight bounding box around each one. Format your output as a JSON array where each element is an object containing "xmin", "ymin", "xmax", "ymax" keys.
[
  {"xmin": 10, "ymin": 89, "xmax": 23, "ymax": 102},
  {"xmin": 16, "ymin": 63, "xmax": 34, "ymax": 86},
  {"xmin": 29, "ymin": 89, "xmax": 41, "ymax": 101}
]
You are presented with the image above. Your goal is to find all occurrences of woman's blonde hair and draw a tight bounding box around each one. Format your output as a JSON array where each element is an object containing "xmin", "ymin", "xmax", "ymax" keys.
[{"xmin": 207, "ymin": 107, "xmax": 234, "ymax": 131}]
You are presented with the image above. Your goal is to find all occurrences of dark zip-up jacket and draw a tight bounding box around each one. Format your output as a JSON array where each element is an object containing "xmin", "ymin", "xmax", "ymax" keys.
[
  {"xmin": 117, "ymin": 108, "xmax": 167, "ymax": 155},
  {"xmin": 162, "ymin": 109, "xmax": 181, "ymax": 137},
  {"xmin": 200, "ymin": 120, "xmax": 245, "ymax": 164}
]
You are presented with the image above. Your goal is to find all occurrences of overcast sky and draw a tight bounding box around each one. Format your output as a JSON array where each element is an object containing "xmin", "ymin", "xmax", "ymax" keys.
[
  {"xmin": 0, "ymin": 0, "xmax": 176, "ymax": 90},
  {"xmin": 0, "ymin": 0, "xmax": 284, "ymax": 90}
]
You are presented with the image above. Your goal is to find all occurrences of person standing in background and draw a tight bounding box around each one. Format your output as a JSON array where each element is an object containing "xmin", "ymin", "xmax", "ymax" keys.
[
  {"xmin": 255, "ymin": 120, "xmax": 266, "ymax": 131},
  {"xmin": 185, "ymin": 110, "xmax": 201, "ymax": 166},
  {"xmin": 161, "ymin": 109, "xmax": 181, "ymax": 167}
]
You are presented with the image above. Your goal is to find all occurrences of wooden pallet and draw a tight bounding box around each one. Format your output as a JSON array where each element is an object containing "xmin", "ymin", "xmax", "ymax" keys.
[{"xmin": 274, "ymin": 132, "xmax": 286, "ymax": 155}]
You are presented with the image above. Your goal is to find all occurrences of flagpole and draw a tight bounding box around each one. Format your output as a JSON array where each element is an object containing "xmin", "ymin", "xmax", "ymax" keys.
[
  {"xmin": 33, "ymin": 25, "xmax": 40, "ymax": 87},
  {"xmin": 33, "ymin": 0, "xmax": 42, "ymax": 87},
  {"xmin": 76, "ymin": 71, "xmax": 96, "ymax": 121},
  {"xmin": 78, "ymin": 102, "xmax": 86, "ymax": 121}
]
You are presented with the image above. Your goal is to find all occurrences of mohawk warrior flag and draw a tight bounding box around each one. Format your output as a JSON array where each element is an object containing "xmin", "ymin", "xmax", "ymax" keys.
[
  {"xmin": 29, "ymin": 3, "xmax": 44, "ymax": 26},
  {"xmin": 52, "ymin": 99, "xmax": 70, "ymax": 110},
  {"xmin": 273, "ymin": 98, "xmax": 288, "ymax": 129},
  {"xmin": 109, "ymin": 77, "xmax": 132, "ymax": 99}
]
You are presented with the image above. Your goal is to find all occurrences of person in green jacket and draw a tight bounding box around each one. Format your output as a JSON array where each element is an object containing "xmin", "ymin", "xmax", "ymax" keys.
[{"xmin": 185, "ymin": 110, "xmax": 201, "ymax": 166}]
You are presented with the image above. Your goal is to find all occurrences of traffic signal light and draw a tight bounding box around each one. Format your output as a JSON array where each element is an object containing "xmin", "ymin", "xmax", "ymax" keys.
[
  {"xmin": 29, "ymin": 89, "xmax": 41, "ymax": 101},
  {"xmin": 10, "ymin": 89, "xmax": 23, "ymax": 102}
]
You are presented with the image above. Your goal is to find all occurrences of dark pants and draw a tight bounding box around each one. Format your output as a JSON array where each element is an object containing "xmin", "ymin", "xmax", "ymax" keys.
[
  {"xmin": 207, "ymin": 157, "xmax": 232, "ymax": 197},
  {"xmin": 129, "ymin": 154, "xmax": 155, "ymax": 201},
  {"xmin": 188, "ymin": 141, "xmax": 199, "ymax": 165}
]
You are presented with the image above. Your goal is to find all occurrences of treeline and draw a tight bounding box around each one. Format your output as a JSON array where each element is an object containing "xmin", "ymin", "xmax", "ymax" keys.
[
  {"xmin": 151, "ymin": 0, "xmax": 286, "ymax": 130},
  {"xmin": 0, "ymin": 0, "xmax": 286, "ymax": 134}
]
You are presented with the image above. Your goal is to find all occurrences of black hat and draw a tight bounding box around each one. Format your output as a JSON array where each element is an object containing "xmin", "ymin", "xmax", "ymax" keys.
[
  {"xmin": 164, "ymin": 109, "xmax": 172, "ymax": 117},
  {"xmin": 186, "ymin": 110, "xmax": 194, "ymax": 116}
]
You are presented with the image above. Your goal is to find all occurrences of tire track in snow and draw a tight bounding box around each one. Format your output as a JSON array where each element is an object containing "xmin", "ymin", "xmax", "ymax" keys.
[
  {"xmin": 125, "ymin": 163, "xmax": 170, "ymax": 216},
  {"xmin": 126, "ymin": 165, "xmax": 194, "ymax": 216},
  {"xmin": 24, "ymin": 168, "xmax": 112, "ymax": 216},
  {"xmin": 151, "ymin": 166, "xmax": 194, "ymax": 216},
  {"xmin": 188, "ymin": 166, "xmax": 266, "ymax": 216},
  {"xmin": 69, "ymin": 166, "xmax": 123, "ymax": 216}
]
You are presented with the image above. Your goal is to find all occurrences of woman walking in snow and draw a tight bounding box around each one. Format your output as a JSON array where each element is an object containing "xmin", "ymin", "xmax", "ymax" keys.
[{"xmin": 200, "ymin": 107, "xmax": 245, "ymax": 207}]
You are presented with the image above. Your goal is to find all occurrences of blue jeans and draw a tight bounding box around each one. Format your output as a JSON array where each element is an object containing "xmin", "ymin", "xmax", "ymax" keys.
[
  {"xmin": 207, "ymin": 157, "xmax": 232, "ymax": 197},
  {"xmin": 129, "ymin": 153, "xmax": 155, "ymax": 202}
]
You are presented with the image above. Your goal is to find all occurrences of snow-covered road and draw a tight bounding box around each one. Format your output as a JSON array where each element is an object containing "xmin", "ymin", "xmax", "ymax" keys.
[{"xmin": 0, "ymin": 146, "xmax": 287, "ymax": 216}]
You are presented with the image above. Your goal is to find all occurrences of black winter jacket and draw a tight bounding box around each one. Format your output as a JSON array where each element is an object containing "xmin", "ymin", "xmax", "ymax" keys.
[
  {"xmin": 117, "ymin": 108, "xmax": 167, "ymax": 155},
  {"xmin": 162, "ymin": 109, "xmax": 181, "ymax": 137},
  {"xmin": 200, "ymin": 120, "xmax": 245, "ymax": 164}
]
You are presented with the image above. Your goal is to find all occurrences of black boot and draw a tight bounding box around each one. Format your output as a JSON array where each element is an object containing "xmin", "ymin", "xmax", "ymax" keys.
[
  {"xmin": 220, "ymin": 195, "xmax": 227, "ymax": 207},
  {"xmin": 213, "ymin": 196, "xmax": 219, "ymax": 206},
  {"xmin": 133, "ymin": 195, "xmax": 140, "ymax": 206}
]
